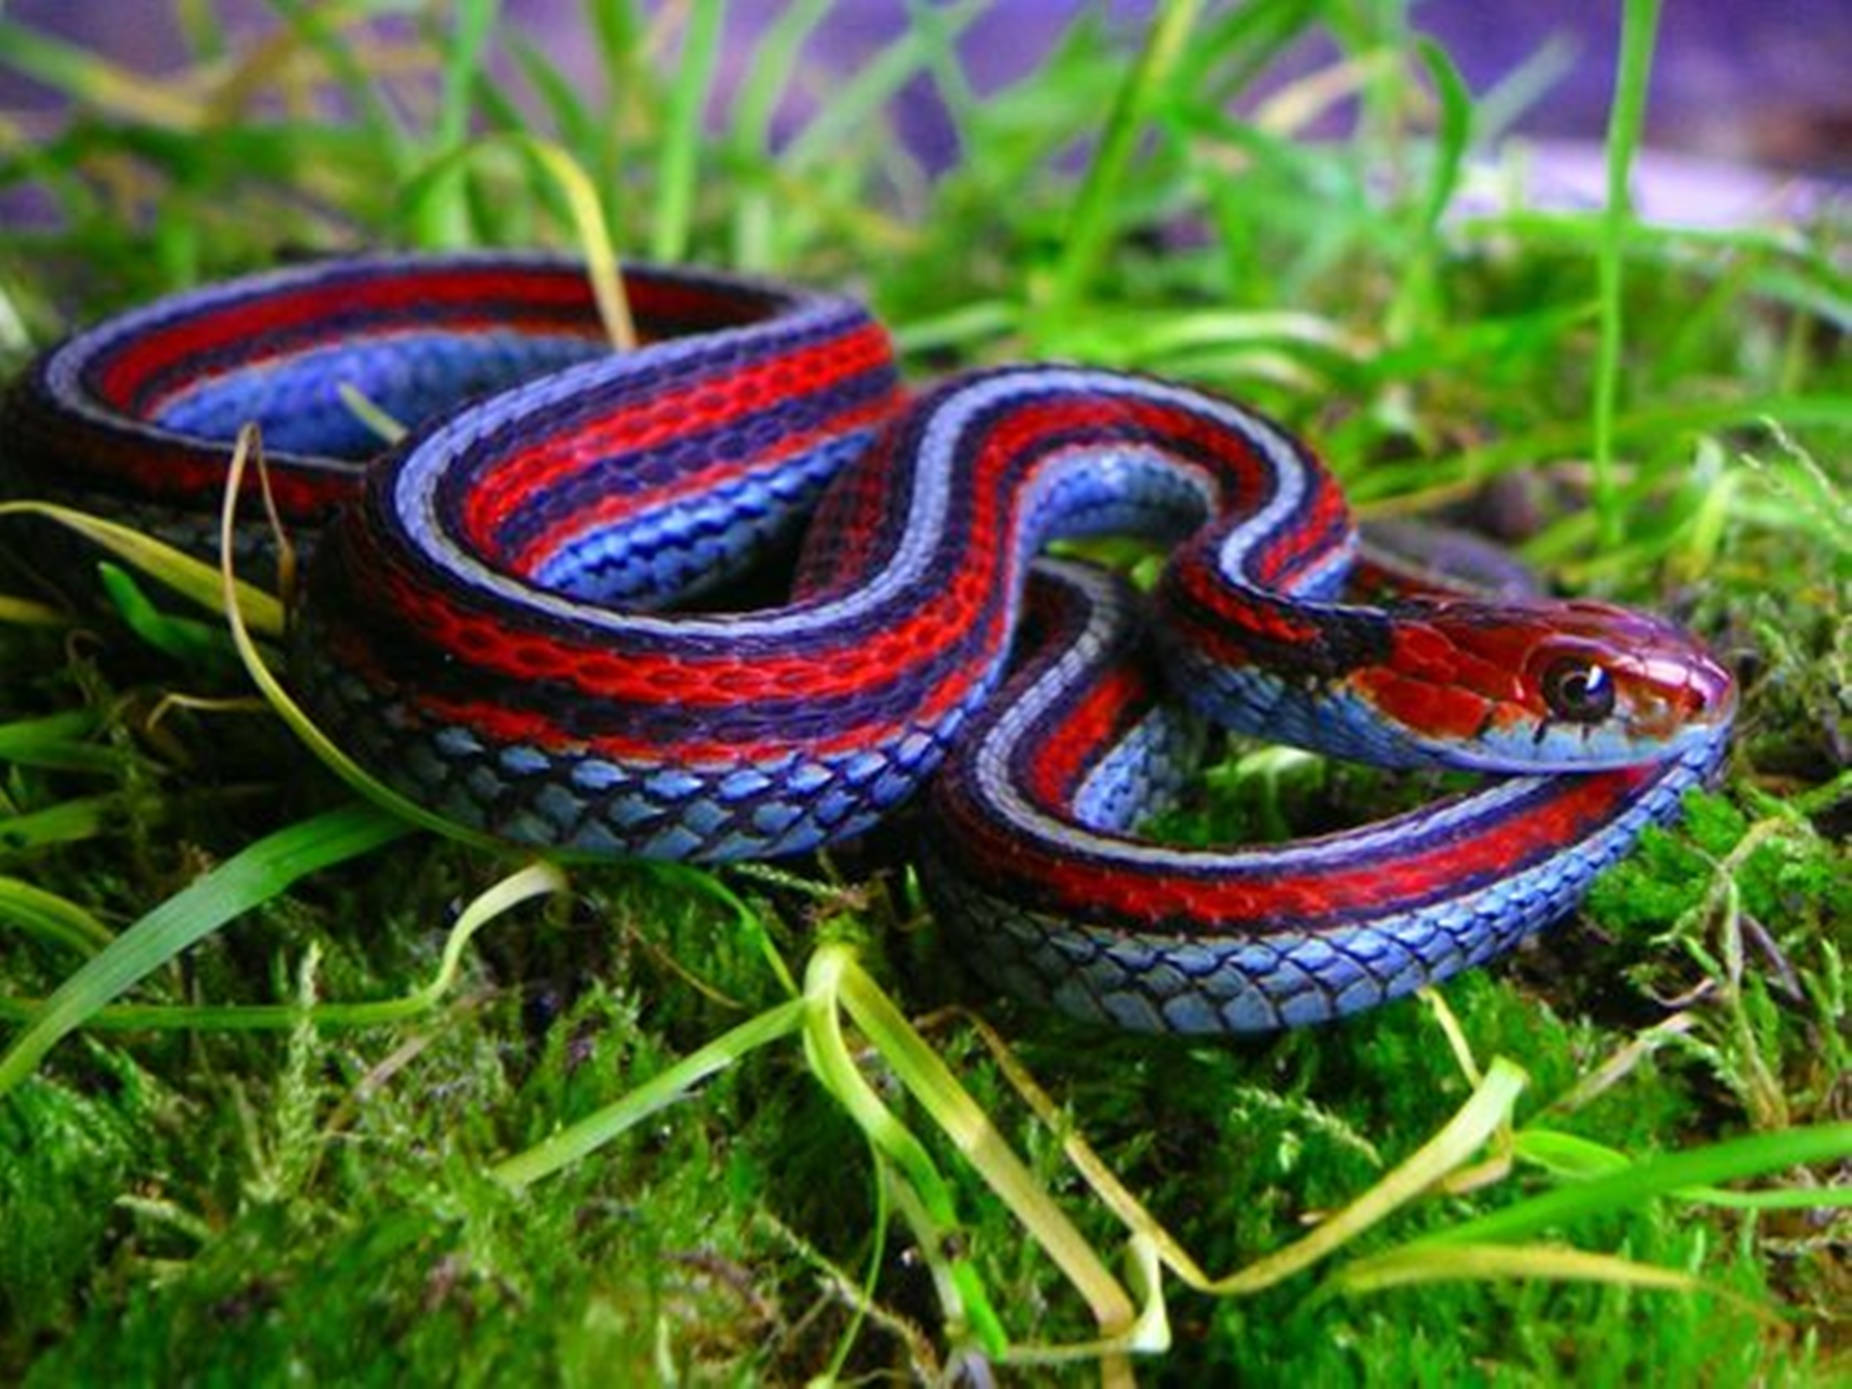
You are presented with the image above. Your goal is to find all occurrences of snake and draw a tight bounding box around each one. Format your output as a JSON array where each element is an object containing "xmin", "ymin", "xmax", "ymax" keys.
[{"xmin": 0, "ymin": 252, "xmax": 1737, "ymax": 1033}]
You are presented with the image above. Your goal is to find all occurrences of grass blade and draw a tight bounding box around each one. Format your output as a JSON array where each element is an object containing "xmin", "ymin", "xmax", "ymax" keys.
[
  {"xmin": 0, "ymin": 877, "xmax": 114, "ymax": 956},
  {"xmin": 0, "ymin": 801, "xmax": 412, "ymax": 1098},
  {"xmin": 1329, "ymin": 1241, "xmax": 1719, "ymax": 1299},
  {"xmin": 1405, "ymin": 1123, "xmax": 1852, "ymax": 1251},
  {"xmin": 0, "ymin": 501, "xmax": 286, "ymax": 635},
  {"xmin": 0, "ymin": 711, "xmax": 115, "ymax": 775},
  {"xmin": 0, "ymin": 18, "xmax": 200, "ymax": 127},
  {"xmin": 826, "ymin": 947, "xmax": 1159, "ymax": 1358},
  {"xmin": 652, "ymin": 0, "xmax": 727, "ymax": 262},
  {"xmin": 415, "ymin": 0, "xmax": 502, "ymax": 246},
  {"xmin": 1047, "ymin": 0, "xmax": 1202, "ymax": 321},
  {"xmin": 0, "ymin": 860, "xmax": 566, "ymax": 1032},
  {"xmin": 492, "ymin": 996, "xmax": 807, "ymax": 1189},
  {"xmin": 779, "ymin": 0, "xmax": 986, "ymax": 171},
  {"xmin": 1592, "ymin": 0, "xmax": 1663, "ymax": 546}
]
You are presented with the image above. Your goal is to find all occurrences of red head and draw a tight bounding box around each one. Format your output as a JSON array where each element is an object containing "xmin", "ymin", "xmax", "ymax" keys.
[{"xmin": 1345, "ymin": 597, "xmax": 1735, "ymax": 772}]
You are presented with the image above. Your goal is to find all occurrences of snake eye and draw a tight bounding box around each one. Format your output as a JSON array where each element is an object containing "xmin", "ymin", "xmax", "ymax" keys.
[{"xmin": 1540, "ymin": 657, "xmax": 1616, "ymax": 724}]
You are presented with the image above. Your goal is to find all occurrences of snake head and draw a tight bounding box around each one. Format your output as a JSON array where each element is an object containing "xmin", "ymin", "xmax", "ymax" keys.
[{"xmin": 1347, "ymin": 597, "xmax": 1736, "ymax": 772}]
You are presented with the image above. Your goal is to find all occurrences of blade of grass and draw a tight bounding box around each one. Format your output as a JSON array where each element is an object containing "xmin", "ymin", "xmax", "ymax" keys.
[
  {"xmin": 1404, "ymin": 1122, "xmax": 1852, "ymax": 1252},
  {"xmin": 797, "ymin": 947, "xmax": 1010, "ymax": 1358},
  {"xmin": 1416, "ymin": 36, "xmax": 1474, "ymax": 231},
  {"xmin": 214, "ymin": 429, "xmax": 505, "ymax": 849},
  {"xmin": 725, "ymin": 0, "xmax": 835, "ymax": 268},
  {"xmin": 0, "ymin": 860, "xmax": 565, "ymax": 1030},
  {"xmin": 0, "ymin": 711, "xmax": 116, "ymax": 775},
  {"xmin": 729, "ymin": 0, "xmax": 834, "ymax": 154},
  {"xmin": 584, "ymin": 0, "xmax": 646, "ymax": 101},
  {"xmin": 778, "ymin": 0, "xmax": 986, "ymax": 171},
  {"xmin": 414, "ymin": 0, "xmax": 502, "ymax": 247},
  {"xmin": 1384, "ymin": 37, "xmax": 1472, "ymax": 341},
  {"xmin": 652, "ymin": 0, "xmax": 727, "ymax": 262},
  {"xmin": 505, "ymin": 36, "xmax": 600, "ymax": 158},
  {"xmin": 1327, "ymin": 1241, "xmax": 1722, "ymax": 1299},
  {"xmin": 97, "ymin": 562, "xmax": 239, "ymax": 671},
  {"xmin": 1519, "ymin": 1126, "xmax": 1852, "ymax": 1210},
  {"xmin": 263, "ymin": 0, "xmax": 413, "ymax": 171},
  {"xmin": 1473, "ymin": 32, "xmax": 1579, "ymax": 145},
  {"xmin": 0, "ymin": 18, "xmax": 201, "ymax": 128},
  {"xmin": 0, "ymin": 587, "xmax": 67, "ymax": 625},
  {"xmin": 175, "ymin": 0, "xmax": 226, "ymax": 63},
  {"xmin": 901, "ymin": 0, "xmax": 979, "ymax": 153},
  {"xmin": 1349, "ymin": 393, "xmax": 1852, "ymax": 503},
  {"xmin": 887, "ymin": 299, "xmax": 1019, "ymax": 358},
  {"xmin": 1046, "ymin": 0, "xmax": 1202, "ymax": 323},
  {"xmin": 948, "ymin": 1008, "xmax": 1528, "ymax": 1296},
  {"xmin": 825, "ymin": 946, "xmax": 1160, "ymax": 1361},
  {"xmin": 1591, "ymin": 0, "xmax": 1663, "ymax": 547},
  {"xmin": 0, "ymin": 800, "xmax": 413, "ymax": 1098},
  {"xmin": 491, "ymin": 995, "xmax": 807, "ymax": 1189},
  {"xmin": 334, "ymin": 383, "xmax": 409, "ymax": 445},
  {"xmin": 1196, "ymin": 1057, "xmax": 1529, "ymax": 1294},
  {"xmin": 399, "ymin": 134, "xmax": 634, "ymax": 349},
  {"xmin": 1185, "ymin": 0, "xmax": 1321, "ymax": 110},
  {"xmin": 0, "ymin": 502, "xmax": 286, "ymax": 633},
  {"xmin": 0, "ymin": 792, "xmax": 152, "ymax": 857},
  {"xmin": 641, "ymin": 862, "xmax": 799, "ymax": 998},
  {"xmin": 0, "ymin": 877, "xmax": 115, "ymax": 956}
]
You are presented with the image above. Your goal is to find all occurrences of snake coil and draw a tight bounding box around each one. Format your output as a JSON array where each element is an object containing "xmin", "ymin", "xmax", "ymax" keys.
[{"xmin": 1, "ymin": 253, "xmax": 1735, "ymax": 1033}]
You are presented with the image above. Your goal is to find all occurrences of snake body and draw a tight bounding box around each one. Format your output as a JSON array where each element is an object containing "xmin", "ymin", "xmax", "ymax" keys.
[{"xmin": 1, "ymin": 253, "xmax": 1736, "ymax": 1032}]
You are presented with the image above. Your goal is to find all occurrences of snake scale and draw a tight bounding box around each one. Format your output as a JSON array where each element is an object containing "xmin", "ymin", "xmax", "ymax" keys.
[{"xmin": 0, "ymin": 253, "xmax": 1736, "ymax": 1033}]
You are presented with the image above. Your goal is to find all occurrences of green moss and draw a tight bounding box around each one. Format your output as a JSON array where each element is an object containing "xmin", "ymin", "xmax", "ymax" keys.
[{"xmin": 1, "ymin": 0, "xmax": 1846, "ymax": 1382}]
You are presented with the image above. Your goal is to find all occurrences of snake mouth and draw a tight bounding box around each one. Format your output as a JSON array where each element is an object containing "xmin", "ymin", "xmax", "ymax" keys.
[{"xmin": 1607, "ymin": 646, "xmax": 1738, "ymax": 741}]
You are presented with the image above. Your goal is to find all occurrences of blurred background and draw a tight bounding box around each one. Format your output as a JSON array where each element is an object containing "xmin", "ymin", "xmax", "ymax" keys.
[{"xmin": 3, "ymin": 0, "xmax": 1848, "ymax": 181}]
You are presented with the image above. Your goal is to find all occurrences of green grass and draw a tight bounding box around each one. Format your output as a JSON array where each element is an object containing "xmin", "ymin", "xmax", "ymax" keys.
[{"xmin": 1, "ymin": 0, "xmax": 1848, "ymax": 1382}]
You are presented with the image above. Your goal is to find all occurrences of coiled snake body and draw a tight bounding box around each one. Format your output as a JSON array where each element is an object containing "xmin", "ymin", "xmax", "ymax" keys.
[{"xmin": 2, "ymin": 254, "xmax": 1735, "ymax": 1033}]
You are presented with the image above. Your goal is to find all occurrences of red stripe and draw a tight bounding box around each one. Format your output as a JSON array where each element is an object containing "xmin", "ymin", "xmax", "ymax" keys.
[
  {"xmin": 375, "ymin": 553, "xmax": 1011, "ymax": 709},
  {"xmin": 959, "ymin": 765, "xmax": 1655, "ymax": 930},
  {"xmin": 505, "ymin": 398, "xmax": 896, "ymax": 574},
  {"xmin": 458, "ymin": 323, "xmax": 896, "ymax": 557},
  {"xmin": 96, "ymin": 266, "xmax": 603, "ymax": 408},
  {"xmin": 1020, "ymin": 664, "xmax": 1158, "ymax": 807},
  {"xmin": 359, "ymin": 645, "xmax": 981, "ymax": 766},
  {"xmin": 1345, "ymin": 616, "xmax": 1562, "ymax": 736},
  {"xmin": 1169, "ymin": 549, "xmax": 1327, "ymax": 651},
  {"xmin": 1248, "ymin": 479, "xmax": 1349, "ymax": 585},
  {"xmin": 379, "ymin": 388, "xmax": 1324, "ymax": 708},
  {"xmin": 38, "ymin": 425, "xmax": 356, "ymax": 520}
]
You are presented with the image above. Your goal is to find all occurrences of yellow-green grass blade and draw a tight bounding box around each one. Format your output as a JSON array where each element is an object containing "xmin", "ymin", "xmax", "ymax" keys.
[
  {"xmin": 0, "ymin": 501, "xmax": 285, "ymax": 634},
  {"xmin": 0, "ymin": 801, "xmax": 413, "ymax": 1099},
  {"xmin": 0, "ymin": 877, "xmax": 114, "ymax": 956}
]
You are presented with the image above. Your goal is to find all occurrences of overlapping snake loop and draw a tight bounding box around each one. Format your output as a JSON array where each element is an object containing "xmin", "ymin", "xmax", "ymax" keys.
[{"xmin": 2, "ymin": 254, "xmax": 1734, "ymax": 1032}]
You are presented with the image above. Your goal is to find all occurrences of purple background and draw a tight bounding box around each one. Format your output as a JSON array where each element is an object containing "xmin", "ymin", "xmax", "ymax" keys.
[{"xmin": 2, "ymin": 1, "xmax": 1848, "ymax": 176}]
